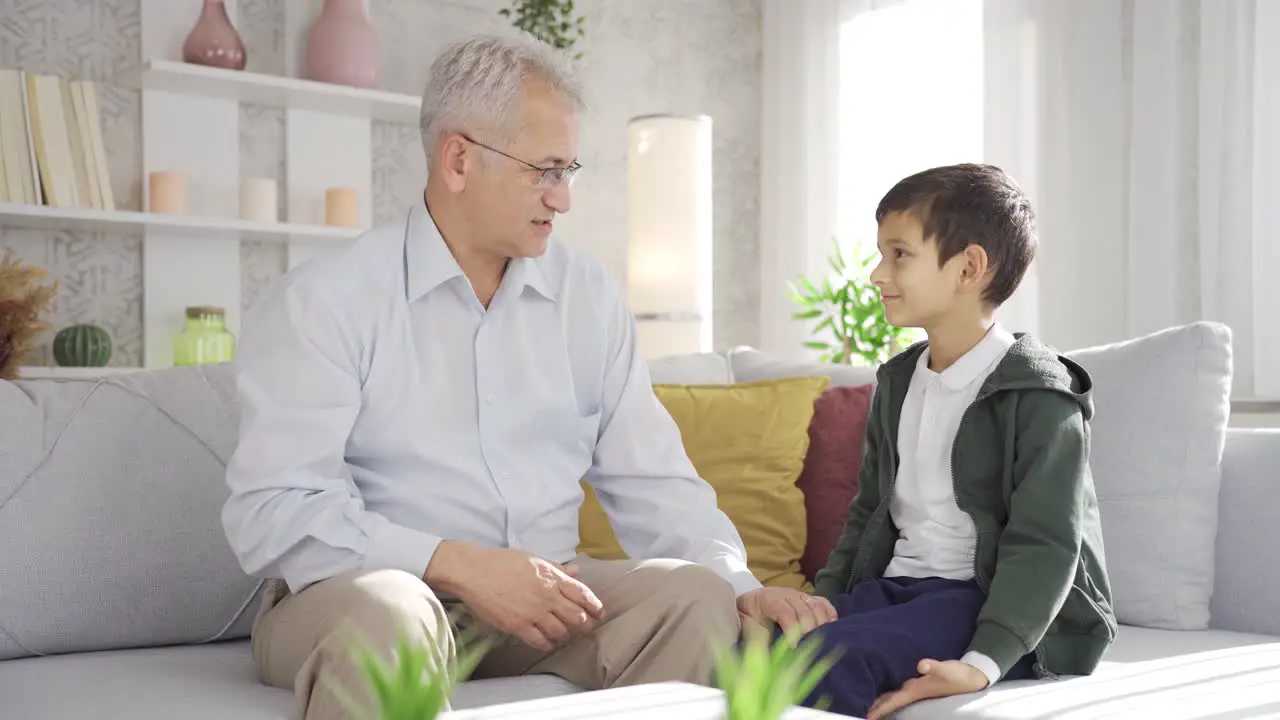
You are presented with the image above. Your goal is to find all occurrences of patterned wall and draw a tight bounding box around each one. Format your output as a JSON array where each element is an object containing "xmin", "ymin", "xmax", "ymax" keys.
[{"xmin": 0, "ymin": 0, "xmax": 762, "ymax": 366}]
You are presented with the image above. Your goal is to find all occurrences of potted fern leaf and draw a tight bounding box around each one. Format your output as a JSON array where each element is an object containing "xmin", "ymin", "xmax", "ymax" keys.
[
  {"xmin": 714, "ymin": 624, "xmax": 842, "ymax": 720},
  {"xmin": 335, "ymin": 621, "xmax": 495, "ymax": 720},
  {"xmin": 789, "ymin": 239, "xmax": 916, "ymax": 366}
]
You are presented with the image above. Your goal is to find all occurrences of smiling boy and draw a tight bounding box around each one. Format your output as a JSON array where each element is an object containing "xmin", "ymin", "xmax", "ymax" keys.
[{"xmin": 803, "ymin": 164, "xmax": 1117, "ymax": 719}]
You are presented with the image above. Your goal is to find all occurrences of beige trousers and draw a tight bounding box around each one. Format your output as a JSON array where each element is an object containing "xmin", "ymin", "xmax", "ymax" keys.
[{"xmin": 250, "ymin": 556, "xmax": 742, "ymax": 720}]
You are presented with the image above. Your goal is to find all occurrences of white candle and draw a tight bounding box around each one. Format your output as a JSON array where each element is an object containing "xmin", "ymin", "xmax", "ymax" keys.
[{"xmin": 240, "ymin": 177, "xmax": 278, "ymax": 223}]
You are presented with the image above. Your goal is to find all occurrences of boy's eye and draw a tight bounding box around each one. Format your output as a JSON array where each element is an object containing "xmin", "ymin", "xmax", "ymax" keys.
[{"xmin": 894, "ymin": 248, "xmax": 908, "ymax": 259}]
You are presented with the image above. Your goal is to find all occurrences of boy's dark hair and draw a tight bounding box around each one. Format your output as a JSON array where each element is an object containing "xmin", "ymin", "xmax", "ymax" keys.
[{"xmin": 875, "ymin": 163, "xmax": 1036, "ymax": 307}]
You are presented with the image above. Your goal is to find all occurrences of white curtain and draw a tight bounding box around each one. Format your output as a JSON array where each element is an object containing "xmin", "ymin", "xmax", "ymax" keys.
[
  {"xmin": 758, "ymin": 0, "xmax": 926, "ymax": 361},
  {"xmin": 986, "ymin": 0, "xmax": 1280, "ymax": 399},
  {"xmin": 759, "ymin": 0, "xmax": 1280, "ymax": 398},
  {"xmin": 757, "ymin": 0, "xmax": 843, "ymax": 360}
]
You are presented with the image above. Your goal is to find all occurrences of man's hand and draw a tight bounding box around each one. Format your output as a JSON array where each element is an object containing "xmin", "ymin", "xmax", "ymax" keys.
[
  {"xmin": 736, "ymin": 587, "xmax": 837, "ymax": 635},
  {"xmin": 867, "ymin": 658, "xmax": 990, "ymax": 720},
  {"xmin": 424, "ymin": 541, "xmax": 604, "ymax": 652}
]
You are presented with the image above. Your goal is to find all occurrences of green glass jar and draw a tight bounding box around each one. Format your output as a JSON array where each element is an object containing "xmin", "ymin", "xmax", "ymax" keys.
[{"xmin": 174, "ymin": 306, "xmax": 236, "ymax": 366}]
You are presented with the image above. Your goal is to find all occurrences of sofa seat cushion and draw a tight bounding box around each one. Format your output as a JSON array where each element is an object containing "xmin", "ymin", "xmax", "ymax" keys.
[
  {"xmin": 899, "ymin": 625, "xmax": 1280, "ymax": 719},
  {"xmin": 1100, "ymin": 625, "xmax": 1279, "ymax": 664},
  {"xmin": 0, "ymin": 641, "xmax": 582, "ymax": 719}
]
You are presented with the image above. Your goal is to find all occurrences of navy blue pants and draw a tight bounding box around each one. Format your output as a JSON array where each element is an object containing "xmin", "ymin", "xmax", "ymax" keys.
[{"xmin": 797, "ymin": 577, "xmax": 1035, "ymax": 717}]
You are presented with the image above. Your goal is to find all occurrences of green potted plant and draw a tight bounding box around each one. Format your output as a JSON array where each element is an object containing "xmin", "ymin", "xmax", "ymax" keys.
[
  {"xmin": 337, "ymin": 622, "xmax": 495, "ymax": 720},
  {"xmin": 789, "ymin": 240, "xmax": 917, "ymax": 365},
  {"xmin": 714, "ymin": 625, "xmax": 841, "ymax": 719},
  {"xmin": 499, "ymin": 0, "xmax": 586, "ymax": 59}
]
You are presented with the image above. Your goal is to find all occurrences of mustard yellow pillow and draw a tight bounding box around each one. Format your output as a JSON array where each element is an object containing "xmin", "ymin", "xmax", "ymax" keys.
[{"xmin": 577, "ymin": 375, "xmax": 830, "ymax": 591}]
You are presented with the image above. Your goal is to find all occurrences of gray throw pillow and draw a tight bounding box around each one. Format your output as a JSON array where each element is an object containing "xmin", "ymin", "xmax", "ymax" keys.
[{"xmin": 1065, "ymin": 321, "xmax": 1232, "ymax": 630}]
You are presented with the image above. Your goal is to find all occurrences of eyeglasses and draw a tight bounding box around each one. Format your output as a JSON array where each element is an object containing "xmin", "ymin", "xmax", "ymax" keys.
[{"xmin": 461, "ymin": 134, "xmax": 581, "ymax": 188}]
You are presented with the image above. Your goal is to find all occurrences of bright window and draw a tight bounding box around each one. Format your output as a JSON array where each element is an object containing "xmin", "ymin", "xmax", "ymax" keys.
[{"xmin": 837, "ymin": 0, "xmax": 985, "ymax": 261}]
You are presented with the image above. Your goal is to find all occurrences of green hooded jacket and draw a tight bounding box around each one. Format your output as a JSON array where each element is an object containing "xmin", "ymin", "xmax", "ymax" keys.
[{"xmin": 813, "ymin": 333, "xmax": 1118, "ymax": 680}]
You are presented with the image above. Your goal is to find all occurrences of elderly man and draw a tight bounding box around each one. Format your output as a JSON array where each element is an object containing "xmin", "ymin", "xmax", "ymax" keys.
[{"xmin": 222, "ymin": 33, "xmax": 834, "ymax": 720}]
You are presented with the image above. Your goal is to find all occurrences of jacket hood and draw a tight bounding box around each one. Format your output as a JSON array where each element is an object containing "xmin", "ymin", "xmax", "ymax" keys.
[{"xmin": 879, "ymin": 332, "xmax": 1094, "ymax": 421}]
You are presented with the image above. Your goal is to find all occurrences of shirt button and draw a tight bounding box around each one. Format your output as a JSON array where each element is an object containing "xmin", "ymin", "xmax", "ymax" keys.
[{"xmin": 485, "ymin": 393, "xmax": 495, "ymax": 404}]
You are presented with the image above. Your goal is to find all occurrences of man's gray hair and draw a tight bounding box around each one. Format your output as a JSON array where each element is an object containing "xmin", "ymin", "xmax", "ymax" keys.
[{"xmin": 419, "ymin": 34, "xmax": 584, "ymax": 167}]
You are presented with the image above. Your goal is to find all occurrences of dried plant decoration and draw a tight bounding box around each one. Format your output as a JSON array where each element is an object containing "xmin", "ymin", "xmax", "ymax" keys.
[{"xmin": 0, "ymin": 252, "xmax": 59, "ymax": 380}]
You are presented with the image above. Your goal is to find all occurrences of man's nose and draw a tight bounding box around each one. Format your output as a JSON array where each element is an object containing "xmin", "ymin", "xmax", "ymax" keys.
[{"xmin": 544, "ymin": 179, "xmax": 572, "ymax": 214}]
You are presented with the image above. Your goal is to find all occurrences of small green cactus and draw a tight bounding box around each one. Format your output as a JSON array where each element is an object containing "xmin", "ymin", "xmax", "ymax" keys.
[{"xmin": 52, "ymin": 323, "xmax": 112, "ymax": 367}]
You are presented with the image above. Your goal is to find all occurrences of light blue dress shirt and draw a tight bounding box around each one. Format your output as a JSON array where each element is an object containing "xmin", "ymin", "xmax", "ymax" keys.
[{"xmin": 222, "ymin": 201, "xmax": 761, "ymax": 598}]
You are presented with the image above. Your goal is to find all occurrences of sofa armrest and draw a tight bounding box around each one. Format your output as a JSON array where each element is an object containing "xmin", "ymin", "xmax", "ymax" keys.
[{"xmin": 1209, "ymin": 428, "xmax": 1280, "ymax": 636}]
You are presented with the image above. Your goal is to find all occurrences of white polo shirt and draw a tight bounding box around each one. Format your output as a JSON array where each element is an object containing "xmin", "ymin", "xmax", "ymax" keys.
[{"xmin": 885, "ymin": 324, "xmax": 1016, "ymax": 580}]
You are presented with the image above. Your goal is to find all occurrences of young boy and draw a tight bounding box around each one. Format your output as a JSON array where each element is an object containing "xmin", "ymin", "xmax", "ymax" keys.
[{"xmin": 804, "ymin": 164, "xmax": 1116, "ymax": 719}]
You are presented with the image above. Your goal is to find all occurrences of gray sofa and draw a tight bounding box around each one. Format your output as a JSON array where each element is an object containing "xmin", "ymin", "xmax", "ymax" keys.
[{"xmin": 2, "ymin": 320, "xmax": 1278, "ymax": 719}]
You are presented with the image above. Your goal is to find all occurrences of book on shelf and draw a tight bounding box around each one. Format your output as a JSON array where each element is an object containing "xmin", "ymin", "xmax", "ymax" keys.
[{"xmin": 0, "ymin": 68, "xmax": 114, "ymax": 211}]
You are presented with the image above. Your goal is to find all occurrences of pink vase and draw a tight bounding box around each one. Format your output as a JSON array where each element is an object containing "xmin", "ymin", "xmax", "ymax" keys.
[
  {"xmin": 305, "ymin": 0, "xmax": 381, "ymax": 89},
  {"xmin": 182, "ymin": 0, "xmax": 247, "ymax": 71}
]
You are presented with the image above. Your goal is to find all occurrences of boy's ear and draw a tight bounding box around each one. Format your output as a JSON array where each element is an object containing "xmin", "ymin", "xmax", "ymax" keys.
[{"xmin": 959, "ymin": 244, "xmax": 991, "ymax": 292}]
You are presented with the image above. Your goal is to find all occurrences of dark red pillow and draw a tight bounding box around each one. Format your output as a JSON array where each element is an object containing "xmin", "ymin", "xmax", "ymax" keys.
[{"xmin": 797, "ymin": 384, "xmax": 874, "ymax": 583}]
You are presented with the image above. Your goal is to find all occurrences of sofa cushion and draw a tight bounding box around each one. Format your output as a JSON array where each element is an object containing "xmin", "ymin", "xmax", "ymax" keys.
[
  {"xmin": 1062, "ymin": 322, "xmax": 1232, "ymax": 631},
  {"xmin": 796, "ymin": 384, "xmax": 874, "ymax": 582},
  {"xmin": 1212, "ymin": 428, "xmax": 1280, "ymax": 637},
  {"xmin": 0, "ymin": 641, "xmax": 582, "ymax": 720},
  {"xmin": 728, "ymin": 346, "xmax": 879, "ymax": 388},
  {"xmin": 578, "ymin": 376, "xmax": 830, "ymax": 590},
  {"xmin": 899, "ymin": 625, "xmax": 1280, "ymax": 719},
  {"xmin": 647, "ymin": 352, "xmax": 733, "ymax": 385},
  {"xmin": 0, "ymin": 365, "xmax": 262, "ymax": 660},
  {"xmin": 1098, "ymin": 625, "xmax": 1279, "ymax": 664}
]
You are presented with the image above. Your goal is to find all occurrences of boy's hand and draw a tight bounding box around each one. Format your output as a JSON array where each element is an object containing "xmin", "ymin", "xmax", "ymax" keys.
[
  {"xmin": 736, "ymin": 587, "xmax": 837, "ymax": 634},
  {"xmin": 867, "ymin": 658, "xmax": 989, "ymax": 720}
]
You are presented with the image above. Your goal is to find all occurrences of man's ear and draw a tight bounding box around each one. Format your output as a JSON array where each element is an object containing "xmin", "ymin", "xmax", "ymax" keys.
[
  {"xmin": 437, "ymin": 133, "xmax": 472, "ymax": 192},
  {"xmin": 959, "ymin": 244, "xmax": 991, "ymax": 293}
]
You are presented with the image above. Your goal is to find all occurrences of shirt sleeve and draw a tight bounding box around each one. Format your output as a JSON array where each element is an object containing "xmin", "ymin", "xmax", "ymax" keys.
[
  {"xmin": 960, "ymin": 651, "xmax": 1002, "ymax": 688},
  {"xmin": 581, "ymin": 278, "xmax": 762, "ymax": 597},
  {"xmin": 221, "ymin": 280, "xmax": 443, "ymax": 593}
]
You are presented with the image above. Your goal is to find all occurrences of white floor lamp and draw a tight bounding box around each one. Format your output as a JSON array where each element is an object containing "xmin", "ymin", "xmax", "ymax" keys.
[{"xmin": 626, "ymin": 114, "xmax": 713, "ymax": 360}]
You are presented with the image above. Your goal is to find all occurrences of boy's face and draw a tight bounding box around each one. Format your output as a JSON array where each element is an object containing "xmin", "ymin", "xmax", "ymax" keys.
[{"xmin": 870, "ymin": 211, "xmax": 971, "ymax": 330}]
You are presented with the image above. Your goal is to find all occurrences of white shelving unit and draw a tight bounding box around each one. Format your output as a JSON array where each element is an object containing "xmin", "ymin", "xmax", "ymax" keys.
[
  {"xmin": 138, "ymin": 59, "xmax": 421, "ymax": 124},
  {"xmin": 0, "ymin": 202, "xmax": 362, "ymax": 244},
  {"xmin": 0, "ymin": 1, "xmax": 424, "ymax": 371},
  {"xmin": 16, "ymin": 366, "xmax": 141, "ymax": 379},
  {"xmin": 145, "ymin": 0, "xmax": 425, "ymax": 371}
]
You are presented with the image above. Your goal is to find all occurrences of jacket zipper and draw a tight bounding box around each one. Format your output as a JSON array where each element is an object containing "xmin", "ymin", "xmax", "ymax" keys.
[{"xmin": 950, "ymin": 383, "xmax": 1055, "ymax": 681}]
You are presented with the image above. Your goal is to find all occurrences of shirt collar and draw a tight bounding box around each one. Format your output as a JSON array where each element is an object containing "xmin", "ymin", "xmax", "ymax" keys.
[
  {"xmin": 405, "ymin": 202, "xmax": 463, "ymax": 302},
  {"xmin": 404, "ymin": 201, "xmax": 557, "ymax": 303},
  {"xmin": 917, "ymin": 323, "xmax": 1017, "ymax": 391},
  {"xmin": 508, "ymin": 251, "xmax": 556, "ymax": 301}
]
